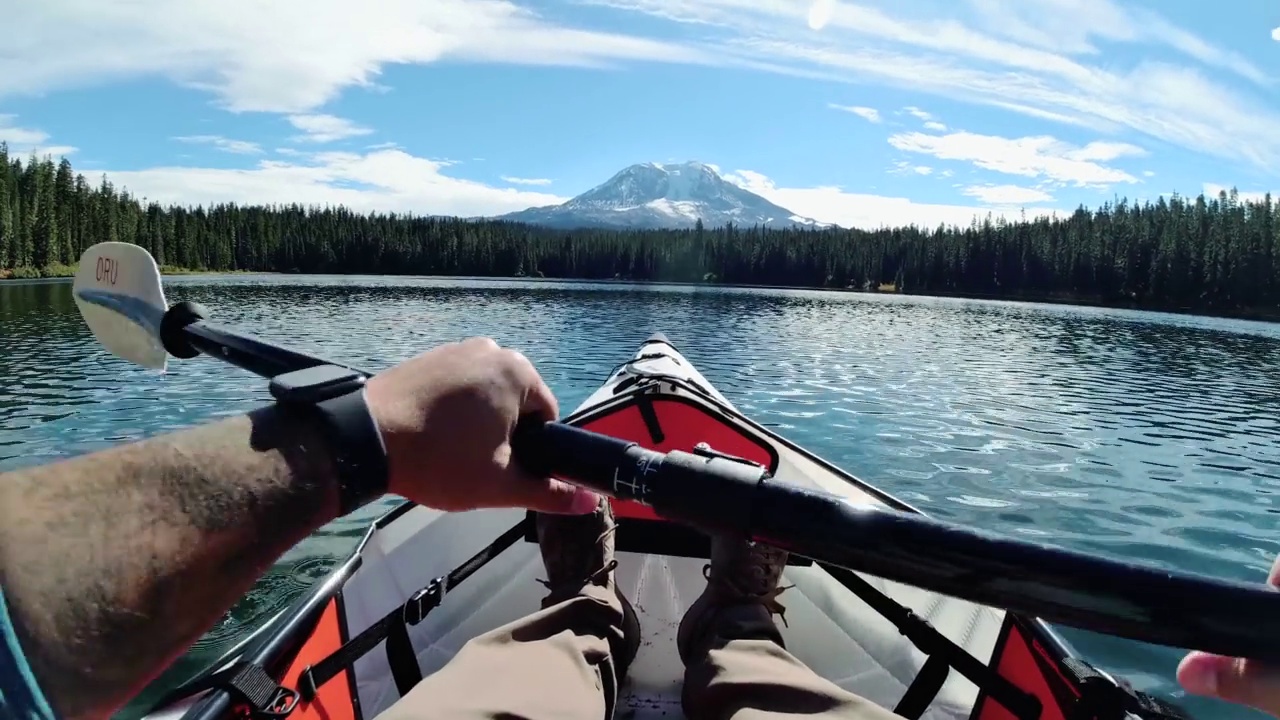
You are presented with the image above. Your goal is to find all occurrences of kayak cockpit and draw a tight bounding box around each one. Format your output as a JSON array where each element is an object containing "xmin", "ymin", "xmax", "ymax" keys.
[{"xmin": 144, "ymin": 336, "xmax": 1192, "ymax": 720}]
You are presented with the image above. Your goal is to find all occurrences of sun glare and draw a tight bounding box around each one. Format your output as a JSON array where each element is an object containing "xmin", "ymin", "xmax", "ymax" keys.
[{"xmin": 807, "ymin": 0, "xmax": 834, "ymax": 31}]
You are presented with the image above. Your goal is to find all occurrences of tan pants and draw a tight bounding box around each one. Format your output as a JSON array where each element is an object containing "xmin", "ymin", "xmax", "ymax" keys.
[{"xmin": 376, "ymin": 584, "xmax": 900, "ymax": 720}]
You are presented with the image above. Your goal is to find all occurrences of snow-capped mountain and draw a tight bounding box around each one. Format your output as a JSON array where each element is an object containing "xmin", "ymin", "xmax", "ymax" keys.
[{"xmin": 494, "ymin": 161, "xmax": 830, "ymax": 230}]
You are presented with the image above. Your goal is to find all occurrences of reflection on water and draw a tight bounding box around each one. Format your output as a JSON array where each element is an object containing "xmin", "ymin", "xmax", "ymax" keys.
[{"xmin": 4, "ymin": 276, "xmax": 1280, "ymax": 720}]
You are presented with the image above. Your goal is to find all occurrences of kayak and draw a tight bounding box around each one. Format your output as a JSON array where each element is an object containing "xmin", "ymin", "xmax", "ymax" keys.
[{"xmin": 138, "ymin": 333, "xmax": 1189, "ymax": 720}]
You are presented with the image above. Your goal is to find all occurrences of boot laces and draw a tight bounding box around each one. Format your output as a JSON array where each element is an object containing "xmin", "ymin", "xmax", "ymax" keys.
[
  {"xmin": 701, "ymin": 563, "xmax": 796, "ymax": 627},
  {"xmin": 537, "ymin": 523, "xmax": 619, "ymax": 592}
]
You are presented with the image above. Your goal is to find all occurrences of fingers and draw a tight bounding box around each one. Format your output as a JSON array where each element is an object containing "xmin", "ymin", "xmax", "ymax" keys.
[
  {"xmin": 1176, "ymin": 557, "xmax": 1280, "ymax": 716},
  {"xmin": 1178, "ymin": 652, "xmax": 1280, "ymax": 716},
  {"xmin": 495, "ymin": 347, "xmax": 595, "ymax": 513}
]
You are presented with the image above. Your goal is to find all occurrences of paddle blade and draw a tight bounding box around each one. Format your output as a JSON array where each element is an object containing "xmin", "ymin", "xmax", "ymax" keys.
[{"xmin": 73, "ymin": 242, "xmax": 170, "ymax": 371}]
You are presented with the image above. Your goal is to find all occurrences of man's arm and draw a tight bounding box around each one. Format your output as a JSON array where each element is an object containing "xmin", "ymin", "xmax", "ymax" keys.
[
  {"xmin": 0, "ymin": 405, "xmax": 340, "ymax": 720},
  {"xmin": 0, "ymin": 337, "xmax": 596, "ymax": 720}
]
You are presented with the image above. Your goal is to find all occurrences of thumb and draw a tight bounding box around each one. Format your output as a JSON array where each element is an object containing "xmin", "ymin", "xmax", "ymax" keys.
[{"xmin": 1178, "ymin": 651, "xmax": 1280, "ymax": 716}]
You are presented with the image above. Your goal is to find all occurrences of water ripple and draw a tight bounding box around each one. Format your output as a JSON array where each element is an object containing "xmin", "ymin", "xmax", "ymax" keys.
[{"xmin": 5, "ymin": 278, "xmax": 1280, "ymax": 720}]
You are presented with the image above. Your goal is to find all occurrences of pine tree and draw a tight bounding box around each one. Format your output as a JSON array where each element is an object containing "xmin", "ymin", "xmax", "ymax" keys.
[{"xmin": 0, "ymin": 152, "xmax": 1277, "ymax": 318}]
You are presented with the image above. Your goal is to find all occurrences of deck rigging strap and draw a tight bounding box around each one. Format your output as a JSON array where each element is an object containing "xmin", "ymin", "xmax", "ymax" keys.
[
  {"xmin": 817, "ymin": 562, "xmax": 1043, "ymax": 720},
  {"xmin": 297, "ymin": 518, "xmax": 531, "ymax": 701}
]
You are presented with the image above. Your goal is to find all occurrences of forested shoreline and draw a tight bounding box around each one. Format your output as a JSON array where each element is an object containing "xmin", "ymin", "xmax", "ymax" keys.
[{"xmin": 2, "ymin": 145, "xmax": 1277, "ymax": 320}]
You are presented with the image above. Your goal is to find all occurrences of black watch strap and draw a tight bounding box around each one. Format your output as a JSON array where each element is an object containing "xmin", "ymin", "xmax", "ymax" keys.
[
  {"xmin": 270, "ymin": 366, "xmax": 390, "ymax": 517},
  {"xmin": 313, "ymin": 387, "xmax": 390, "ymax": 516}
]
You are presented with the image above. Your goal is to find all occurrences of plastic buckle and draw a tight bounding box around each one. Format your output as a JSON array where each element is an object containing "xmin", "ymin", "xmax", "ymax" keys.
[{"xmin": 403, "ymin": 576, "xmax": 447, "ymax": 625}]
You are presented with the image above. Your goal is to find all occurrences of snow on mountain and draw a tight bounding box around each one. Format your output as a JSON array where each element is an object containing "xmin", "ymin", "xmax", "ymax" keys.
[{"xmin": 494, "ymin": 161, "xmax": 831, "ymax": 230}]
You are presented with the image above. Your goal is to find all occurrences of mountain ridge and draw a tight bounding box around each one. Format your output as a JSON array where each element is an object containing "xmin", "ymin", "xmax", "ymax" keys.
[{"xmin": 493, "ymin": 161, "xmax": 830, "ymax": 230}]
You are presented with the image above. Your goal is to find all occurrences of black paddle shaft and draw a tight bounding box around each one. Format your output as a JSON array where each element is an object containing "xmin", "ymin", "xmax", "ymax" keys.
[
  {"xmin": 152, "ymin": 302, "xmax": 1280, "ymax": 663},
  {"xmin": 512, "ymin": 420, "xmax": 1280, "ymax": 663},
  {"xmin": 160, "ymin": 301, "xmax": 373, "ymax": 378}
]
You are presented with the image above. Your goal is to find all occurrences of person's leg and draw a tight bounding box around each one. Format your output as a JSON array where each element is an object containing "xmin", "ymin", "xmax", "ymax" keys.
[
  {"xmin": 678, "ymin": 538, "xmax": 901, "ymax": 720},
  {"xmin": 377, "ymin": 499, "xmax": 641, "ymax": 720}
]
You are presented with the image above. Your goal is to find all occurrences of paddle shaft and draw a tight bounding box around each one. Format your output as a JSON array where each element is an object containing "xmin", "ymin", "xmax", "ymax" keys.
[
  {"xmin": 159, "ymin": 301, "xmax": 373, "ymax": 379},
  {"xmin": 513, "ymin": 421, "xmax": 1280, "ymax": 663},
  {"xmin": 155, "ymin": 301, "xmax": 1280, "ymax": 663}
]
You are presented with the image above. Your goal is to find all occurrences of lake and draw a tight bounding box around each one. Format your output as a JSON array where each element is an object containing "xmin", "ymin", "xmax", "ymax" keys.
[{"xmin": 4, "ymin": 275, "xmax": 1280, "ymax": 720}]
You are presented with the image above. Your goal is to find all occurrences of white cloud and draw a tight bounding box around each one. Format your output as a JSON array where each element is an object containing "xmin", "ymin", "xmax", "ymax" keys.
[
  {"xmin": 0, "ymin": 116, "xmax": 48, "ymax": 148},
  {"xmin": 173, "ymin": 134, "xmax": 262, "ymax": 154},
  {"xmin": 962, "ymin": 184, "xmax": 1055, "ymax": 205},
  {"xmin": 903, "ymin": 106, "xmax": 933, "ymax": 121},
  {"xmin": 895, "ymin": 107, "xmax": 954, "ymax": 134},
  {"xmin": 965, "ymin": 0, "xmax": 1267, "ymax": 84},
  {"xmin": 964, "ymin": 0, "xmax": 1133, "ymax": 55},
  {"xmin": 501, "ymin": 176, "xmax": 553, "ymax": 186},
  {"xmin": 102, "ymin": 148, "xmax": 568, "ymax": 218},
  {"xmin": 0, "ymin": 115, "xmax": 77, "ymax": 158},
  {"xmin": 589, "ymin": 0, "xmax": 1280, "ymax": 173},
  {"xmin": 1143, "ymin": 170, "xmax": 1155, "ymax": 177},
  {"xmin": 96, "ymin": 149, "xmax": 1064, "ymax": 232},
  {"xmin": 287, "ymin": 114, "xmax": 373, "ymax": 143},
  {"xmin": 1272, "ymin": 26, "xmax": 1280, "ymax": 42},
  {"xmin": 0, "ymin": 0, "xmax": 714, "ymax": 114},
  {"xmin": 889, "ymin": 130, "xmax": 1144, "ymax": 187},
  {"xmin": 723, "ymin": 168, "xmax": 1060, "ymax": 230},
  {"xmin": 830, "ymin": 104, "xmax": 881, "ymax": 123},
  {"xmin": 890, "ymin": 161, "xmax": 933, "ymax": 176},
  {"xmin": 1060, "ymin": 140, "xmax": 1146, "ymax": 162}
]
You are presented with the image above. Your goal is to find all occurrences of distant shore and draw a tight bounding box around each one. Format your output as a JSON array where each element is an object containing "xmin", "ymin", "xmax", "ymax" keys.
[
  {"xmin": 0, "ymin": 265, "xmax": 268, "ymax": 281},
  {"xmin": 6, "ymin": 264, "xmax": 1276, "ymax": 326}
]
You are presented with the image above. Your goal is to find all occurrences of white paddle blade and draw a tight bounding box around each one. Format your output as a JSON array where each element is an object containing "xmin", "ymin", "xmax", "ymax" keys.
[{"xmin": 72, "ymin": 242, "xmax": 170, "ymax": 370}]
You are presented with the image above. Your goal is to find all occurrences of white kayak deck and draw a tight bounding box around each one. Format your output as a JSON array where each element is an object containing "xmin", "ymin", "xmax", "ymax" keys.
[{"xmin": 344, "ymin": 504, "xmax": 1006, "ymax": 720}]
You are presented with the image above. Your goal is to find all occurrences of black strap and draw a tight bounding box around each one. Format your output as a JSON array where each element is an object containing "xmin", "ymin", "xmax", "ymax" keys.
[
  {"xmin": 1062, "ymin": 658, "xmax": 1191, "ymax": 720},
  {"xmin": 386, "ymin": 613, "xmax": 423, "ymax": 696},
  {"xmin": 636, "ymin": 397, "xmax": 665, "ymax": 443},
  {"xmin": 175, "ymin": 662, "xmax": 299, "ymax": 719},
  {"xmin": 895, "ymin": 653, "xmax": 951, "ymax": 719},
  {"xmin": 818, "ymin": 562, "xmax": 1042, "ymax": 720},
  {"xmin": 314, "ymin": 387, "xmax": 391, "ymax": 517},
  {"xmin": 270, "ymin": 365, "xmax": 390, "ymax": 518},
  {"xmin": 298, "ymin": 518, "xmax": 530, "ymax": 701}
]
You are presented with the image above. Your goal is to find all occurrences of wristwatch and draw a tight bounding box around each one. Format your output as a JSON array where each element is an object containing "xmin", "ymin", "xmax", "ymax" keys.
[{"xmin": 269, "ymin": 364, "xmax": 390, "ymax": 516}]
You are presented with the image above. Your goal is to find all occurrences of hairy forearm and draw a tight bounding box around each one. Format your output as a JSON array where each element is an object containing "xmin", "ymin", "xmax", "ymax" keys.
[{"xmin": 0, "ymin": 406, "xmax": 341, "ymax": 720}]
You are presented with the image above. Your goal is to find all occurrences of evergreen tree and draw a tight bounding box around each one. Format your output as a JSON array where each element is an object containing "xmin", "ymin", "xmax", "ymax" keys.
[{"xmin": 1, "ymin": 152, "xmax": 1278, "ymax": 318}]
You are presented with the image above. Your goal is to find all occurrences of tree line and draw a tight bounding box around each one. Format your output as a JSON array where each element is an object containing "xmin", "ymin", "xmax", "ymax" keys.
[{"xmin": 2, "ymin": 144, "xmax": 1277, "ymax": 318}]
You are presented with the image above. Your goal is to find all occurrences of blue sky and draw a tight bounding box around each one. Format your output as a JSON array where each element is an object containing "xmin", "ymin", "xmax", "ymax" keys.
[{"xmin": 1, "ymin": 0, "xmax": 1277, "ymax": 229}]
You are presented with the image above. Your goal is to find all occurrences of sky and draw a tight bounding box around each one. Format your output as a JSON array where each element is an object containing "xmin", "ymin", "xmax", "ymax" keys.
[{"xmin": 0, "ymin": 0, "xmax": 1277, "ymax": 230}]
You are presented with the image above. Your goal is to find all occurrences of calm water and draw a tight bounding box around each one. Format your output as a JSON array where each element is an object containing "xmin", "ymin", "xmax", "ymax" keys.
[{"xmin": 4, "ymin": 276, "xmax": 1280, "ymax": 720}]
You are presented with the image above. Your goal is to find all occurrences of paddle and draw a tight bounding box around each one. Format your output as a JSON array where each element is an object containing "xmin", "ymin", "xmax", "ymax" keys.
[{"xmin": 70, "ymin": 241, "xmax": 1280, "ymax": 665}]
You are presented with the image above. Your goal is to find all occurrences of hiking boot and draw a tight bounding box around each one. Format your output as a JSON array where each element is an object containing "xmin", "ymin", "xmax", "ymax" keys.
[
  {"xmin": 676, "ymin": 533, "xmax": 792, "ymax": 664},
  {"xmin": 535, "ymin": 497, "xmax": 642, "ymax": 678}
]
